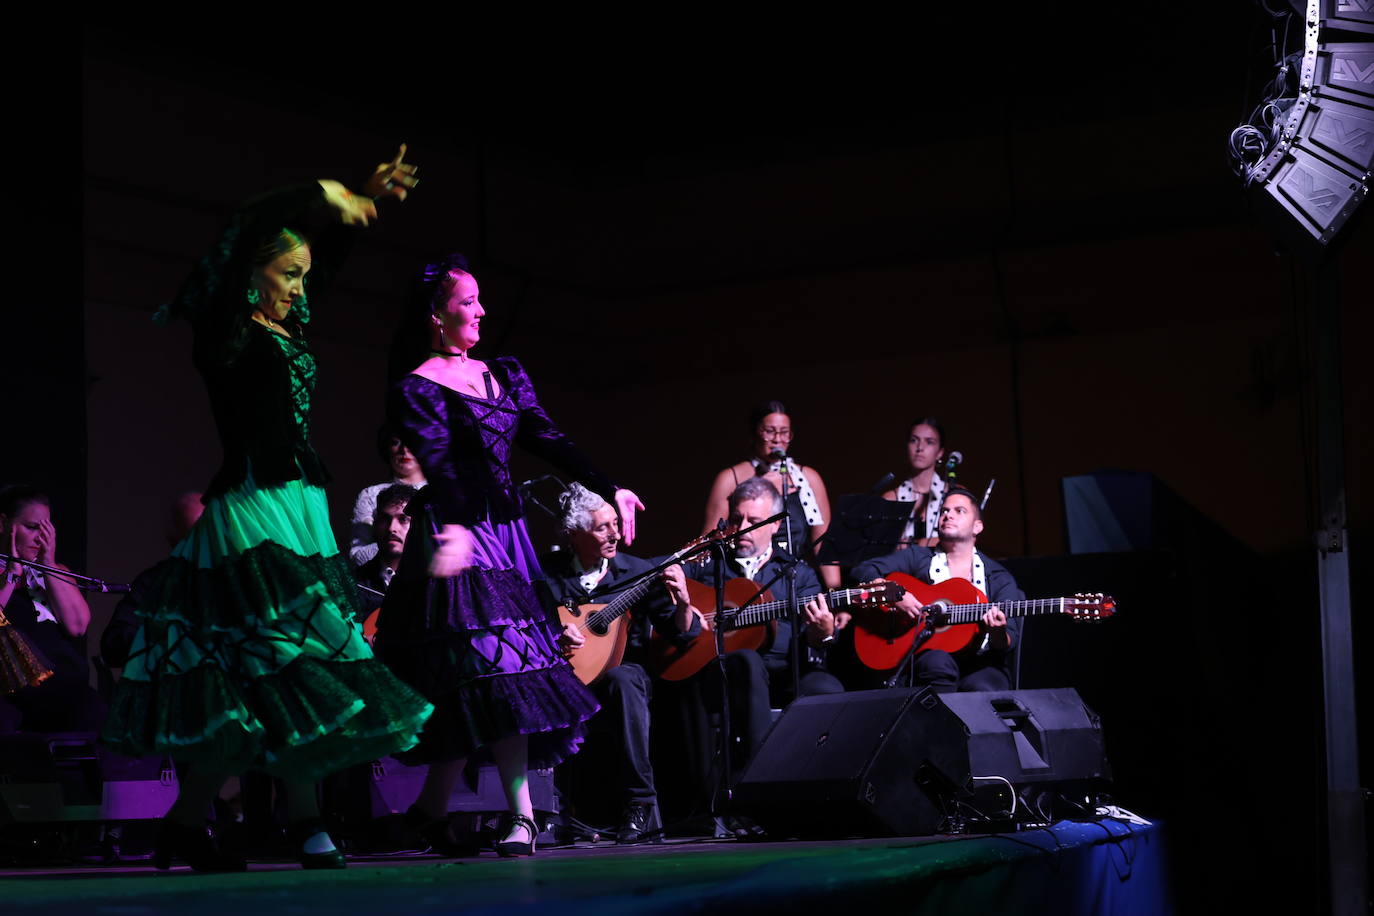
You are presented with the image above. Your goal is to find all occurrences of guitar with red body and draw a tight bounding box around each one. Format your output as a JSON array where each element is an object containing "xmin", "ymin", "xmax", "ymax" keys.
[
  {"xmin": 649, "ymin": 578, "xmax": 903, "ymax": 681},
  {"xmin": 850, "ymin": 571, "xmax": 1115, "ymax": 671}
]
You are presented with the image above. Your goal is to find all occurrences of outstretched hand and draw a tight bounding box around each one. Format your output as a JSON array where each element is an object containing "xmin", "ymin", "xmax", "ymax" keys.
[
  {"xmin": 363, "ymin": 144, "xmax": 419, "ymax": 202},
  {"xmin": 318, "ymin": 180, "xmax": 379, "ymax": 227},
  {"xmin": 429, "ymin": 524, "xmax": 474, "ymax": 578},
  {"xmin": 614, "ymin": 489, "xmax": 645, "ymax": 545}
]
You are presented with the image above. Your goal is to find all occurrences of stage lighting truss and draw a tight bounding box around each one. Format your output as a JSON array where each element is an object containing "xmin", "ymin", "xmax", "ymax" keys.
[{"xmin": 1233, "ymin": 0, "xmax": 1373, "ymax": 246}]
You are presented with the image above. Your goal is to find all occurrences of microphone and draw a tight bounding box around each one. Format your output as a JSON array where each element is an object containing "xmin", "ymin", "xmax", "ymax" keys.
[
  {"xmin": 869, "ymin": 472, "xmax": 897, "ymax": 495},
  {"xmin": 768, "ymin": 448, "xmax": 787, "ymax": 461},
  {"xmin": 942, "ymin": 451, "xmax": 964, "ymax": 481},
  {"xmin": 517, "ymin": 474, "xmax": 562, "ymax": 493}
]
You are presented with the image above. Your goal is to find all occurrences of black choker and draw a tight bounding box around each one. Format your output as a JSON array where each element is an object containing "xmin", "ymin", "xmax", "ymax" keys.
[{"xmin": 429, "ymin": 349, "xmax": 464, "ymax": 358}]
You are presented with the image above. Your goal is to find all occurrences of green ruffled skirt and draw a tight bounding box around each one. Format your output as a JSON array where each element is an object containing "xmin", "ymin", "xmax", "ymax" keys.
[{"xmin": 102, "ymin": 475, "xmax": 433, "ymax": 780}]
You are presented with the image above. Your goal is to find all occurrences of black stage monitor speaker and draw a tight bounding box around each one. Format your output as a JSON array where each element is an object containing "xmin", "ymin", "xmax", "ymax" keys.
[
  {"xmin": 732, "ymin": 687, "xmax": 1110, "ymax": 839},
  {"xmin": 0, "ymin": 732, "xmax": 177, "ymax": 825}
]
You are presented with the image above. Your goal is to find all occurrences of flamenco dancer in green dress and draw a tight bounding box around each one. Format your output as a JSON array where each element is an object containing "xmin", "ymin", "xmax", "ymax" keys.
[{"xmin": 102, "ymin": 147, "xmax": 433, "ymax": 871}]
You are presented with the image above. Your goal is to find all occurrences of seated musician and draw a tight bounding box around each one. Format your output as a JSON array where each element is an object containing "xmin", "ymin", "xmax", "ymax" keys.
[
  {"xmin": 540, "ymin": 483, "xmax": 696, "ymax": 845},
  {"xmin": 850, "ymin": 485, "xmax": 1023, "ymax": 692},
  {"xmin": 677, "ymin": 477, "xmax": 843, "ymax": 772},
  {"xmin": 354, "ymin": 483, "xmax": 418, "ymax": 601},
  {"xmin": 0, "ymin": 485, "xmax": 107, "ymax": 733},
  {"xmin": 349, "ymin": 426, "xmax": 426, "ymax": 566}
]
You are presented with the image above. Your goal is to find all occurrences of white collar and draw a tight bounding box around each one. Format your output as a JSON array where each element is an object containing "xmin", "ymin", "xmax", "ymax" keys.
[
  {"xmin": 735, "ymin": 547, "xmax": 773, "ymax": 582},
  {"xmin": 927, "ymin": 547, "xmax": 987, "ymax": 595},
  {"xmin": 573, "ymin": 555, "xmax": 610, "ymax": 592}
]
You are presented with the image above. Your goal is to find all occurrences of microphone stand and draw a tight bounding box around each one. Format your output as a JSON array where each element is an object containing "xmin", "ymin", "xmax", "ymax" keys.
[
  {"xmin": 628, "ymin": 512, "xmax": 783, "ymax": 827},
  {"xmin": 589, "ymin": 513, "xmax": 785, "ymax": 822},
  {"xmin": 710, "ymin": 522, "xmax": 732, "ymax": 820},
  {"xmin": 517, "ymin": 475, "xmax": 565, "ymax": 520},
  {"xmin": 773, "ymin": 452, "xmax": 802, "ymax": 706},
  {"xmin": 0, "ymin": 554, "xmax": 130, "ymax": 594}
]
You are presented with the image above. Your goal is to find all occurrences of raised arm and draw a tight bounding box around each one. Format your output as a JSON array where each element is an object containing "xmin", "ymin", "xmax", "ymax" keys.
[
  {"xmin": 498, "ymin": 358, "xmax": 643, "ymax": 540},
  {"xmin": 168, "ymin": 146, "xmax": 417, "ymax": 359},
  {"xmin": 34, "ymin": 519, "xmax": 90, "ymax": 637}
]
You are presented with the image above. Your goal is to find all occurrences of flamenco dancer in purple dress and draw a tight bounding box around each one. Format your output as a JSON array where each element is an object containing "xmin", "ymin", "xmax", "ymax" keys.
[{"xmin": 376, "ymin": 254, "xmax": 644, "ymax": 857}]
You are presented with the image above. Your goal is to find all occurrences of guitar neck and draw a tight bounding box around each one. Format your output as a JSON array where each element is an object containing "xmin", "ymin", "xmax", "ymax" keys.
[
  {"xmin": 935, "ymin": 597, "xmax": 1070, "ymax": 624},
  {"xmin": 585, "ymin": 575, "xmax": 659, "ymax": 630},
  {"xmin": 584, "ymin": 537, "xmax": 725, "ymax": 631},
  {"xmin": 721, "ymin": 587, "xmax": 873, "ymax": 629}
]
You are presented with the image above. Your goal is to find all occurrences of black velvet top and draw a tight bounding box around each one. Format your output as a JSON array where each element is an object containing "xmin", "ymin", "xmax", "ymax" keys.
[
  {"xmin": 163, "ymin": 183, "xmax": 352, "ymax": 498},
  {"xmin": 4, "ymin": 582, "xmax": 87, "ymax": 685},
  {"xmin": 386, "ymin": 357, "xmax": 618, "ymax": 527}
]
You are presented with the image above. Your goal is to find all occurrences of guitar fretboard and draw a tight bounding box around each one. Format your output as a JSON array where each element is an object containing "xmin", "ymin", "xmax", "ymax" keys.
[
  {"xmin": 707, "ymin": 587, "xmax": 889, "ymax": 630},
  {"xmin": 583, "ymin": 576, "xmax": 658, "ymax": 632},
  {"xmin": 933, "ymin": 598, "xmax": 1088, "ymax": 624}
]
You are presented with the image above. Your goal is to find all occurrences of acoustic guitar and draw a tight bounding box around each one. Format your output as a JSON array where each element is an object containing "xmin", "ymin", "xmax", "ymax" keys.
[
  {"xmin": 648, "ymin": 578, "xmax": 903, "ymax": 681},
  {"xmin": 558, "ymin": 568, "xmax": 672, "ymax": 685},
  {"xmin": 558, "ymin": 530, "xmax": 733, "ymax": 685},
  {"xmin": 850, "ymin": 571, "xmax": 1115, "ymax": 671}
]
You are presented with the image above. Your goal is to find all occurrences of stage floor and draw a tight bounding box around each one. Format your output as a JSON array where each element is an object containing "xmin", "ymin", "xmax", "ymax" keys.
[{"xmin": 0, "ymin": 819, "xmax": 1170, "ymax": 915}]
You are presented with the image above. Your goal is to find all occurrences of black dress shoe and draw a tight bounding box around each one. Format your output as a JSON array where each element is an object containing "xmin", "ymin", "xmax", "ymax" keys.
[
  {"xmin": 403, "ymin": 806, "xmax": 482, "ymax": 858},
  {"xmin": 287, "ymin": 819, "xmax": 347, "ymax": 870},
  {"xmin": 153, "ymin": 819, "xmax": 247, "ymax": 872},
  {"xmin": 494, "ymin": 813, "xmax": 538, "ymax": 858},
  {"xmin": 722, "ymin": 813, "xmax": 769, "ymax": 841},
  {"xmin": 616, "ymin": 803, "xmax": 660, "ymax": 846}
]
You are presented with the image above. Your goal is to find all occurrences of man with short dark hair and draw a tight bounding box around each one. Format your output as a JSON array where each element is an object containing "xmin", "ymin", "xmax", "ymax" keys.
[
  {"xmin": 354, "ymin": 483, "xmax": 418, "ymax": 600},
  {"xmin": 851, "ymin": 486, "xmax": 1023, "ymax": 692}
]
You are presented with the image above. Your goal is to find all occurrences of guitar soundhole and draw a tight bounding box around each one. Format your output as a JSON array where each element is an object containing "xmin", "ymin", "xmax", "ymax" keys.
[{"xmin": 588, "ymin": 619, "xmax": 609, "ymax": 636}]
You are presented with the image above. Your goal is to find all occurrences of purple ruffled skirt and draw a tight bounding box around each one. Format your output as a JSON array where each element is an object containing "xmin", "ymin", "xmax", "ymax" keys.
[{"xmin": 375, "ymin": 512, "xmax": 599, "ymax": 768}]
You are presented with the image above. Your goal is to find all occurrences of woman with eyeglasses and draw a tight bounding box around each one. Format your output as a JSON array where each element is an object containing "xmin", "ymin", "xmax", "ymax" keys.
[{"xmin": 701, "ymin": 400, "xmax": 831, "ymax": 563}]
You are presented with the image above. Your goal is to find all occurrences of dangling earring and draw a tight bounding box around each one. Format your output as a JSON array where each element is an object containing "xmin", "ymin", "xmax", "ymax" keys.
[{"xmin": 247, "ymin": 289, "xmax": 261, "ymax": 306}]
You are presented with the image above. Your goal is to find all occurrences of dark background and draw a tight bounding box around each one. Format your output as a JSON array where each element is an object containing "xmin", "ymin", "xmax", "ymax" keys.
[{"xmin": 12, "ymin": 9, "xmax": 1371, "ymax": 910}]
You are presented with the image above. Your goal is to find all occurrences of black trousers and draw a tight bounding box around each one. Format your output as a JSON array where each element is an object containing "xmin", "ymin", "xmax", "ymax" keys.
[
  {"xmin": 914, "ymin": 649, "xmax": 1012, "ymax": 693},
  {"xmin": 590, "ymin": 663, "xmax": 657, "ymax": 807},
  {"xmin": 701, "ymin": 649, "xmax": 844, "ymax": 771}
]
